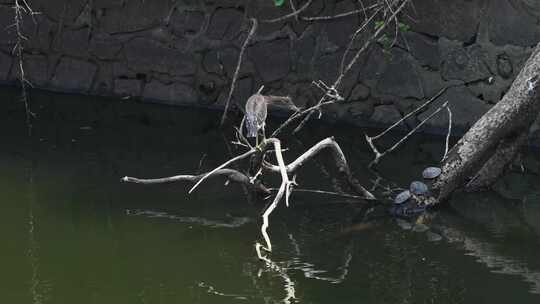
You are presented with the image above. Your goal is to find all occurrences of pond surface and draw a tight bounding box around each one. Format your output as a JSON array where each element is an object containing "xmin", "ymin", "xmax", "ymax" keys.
[{"xmin": 2, "ymin": 87, "xmax": 540, "ymax": 304}]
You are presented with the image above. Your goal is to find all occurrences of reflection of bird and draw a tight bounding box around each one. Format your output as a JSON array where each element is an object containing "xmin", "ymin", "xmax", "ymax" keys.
[{"xmin": 245, "ymin": 94, "xmax": 267, "ymax": 140}]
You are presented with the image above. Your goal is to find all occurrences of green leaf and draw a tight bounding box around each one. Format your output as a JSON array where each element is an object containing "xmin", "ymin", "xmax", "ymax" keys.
[
  {"xmin": 374, "ymin": 20, "xmax": 384, "ymax": 30},
  {"xmin": 274, "ymin": 0, "xmax": 285, "ymax": 6},
  {"xmin": 398, "ymin": 22, "xmax": 410, "ymax": 32}
]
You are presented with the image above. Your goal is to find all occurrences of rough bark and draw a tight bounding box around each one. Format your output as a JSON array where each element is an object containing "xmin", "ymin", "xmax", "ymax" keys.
[
  {"xmin": 432, "ymin": 43, "xmax": 540, "ymax": 203},
  {"xmin": 465, "ymin": 132, "xmax": 527, "ymax": 191}
]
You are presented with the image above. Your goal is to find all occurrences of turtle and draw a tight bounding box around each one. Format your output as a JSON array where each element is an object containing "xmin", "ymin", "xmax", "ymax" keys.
[
  {"xmin": 422, "ymin": 167, "xmax": 442, "ymax": 179},
  {"xmin": 410, "ymin": 181, "xmax": 429, "ymax": 195},
  {"xmin": 394, "ymin": 190, "xmax": 411, "ymax": 205}
]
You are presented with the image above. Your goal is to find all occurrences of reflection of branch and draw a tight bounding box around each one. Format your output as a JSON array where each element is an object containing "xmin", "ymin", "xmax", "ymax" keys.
[
  {"xmin": 288, "ymin": 233, "xmax": 354, "ymax": 284},
  {"xmin": 437, "ymin": 225, "xmax": 540, "ymax": 294},
  {"xmin": 255, "ymin": 243, "xmax": 296, "ymax": 304},
  {"xmin": 197, "ymin": 282, "xmax": 249, "ymax": 300}
]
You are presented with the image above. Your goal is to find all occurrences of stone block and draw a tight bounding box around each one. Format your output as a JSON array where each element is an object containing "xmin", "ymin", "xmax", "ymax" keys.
[
  {"xmin": 11, "ymin": 55, "xmax": 50, "ymax": 87},
  {"xmin": 124, "ymin": 38, "xmax": 197, "ymax": 76},
  {"xmin": 323, "ymin": 1, "xmax": 360, "ymax": 47},
  {"xmin": 400, "ymin": 31, "xmax": 440, "ymax": 70},
  {"xmin": 346, "ymin": 99, "xmax": 374, "ymax": 120},
  {"xmin": 348, "ymin": 83, "xmax": 370, "ymax": 102},
  {"xmin": 57, "ymin": 29, "xmax": 90, "ymax": 57},
  {"xmin": 143, "ymin": 81, "xmax": 198, "ymax": 105},
  {"xmin": 487, "ymin": 0, "xmax": 540, "ymax": 46},
  {"xmin": 97, "ymin": 1, "xmax": 171, "ymax": 33},
  {"xmin": 0, "ymin": 6, "xmax": 16, "ymax": 47},
  {"xmin": 202, "ymin": 50, "xmax": 224, "ymax": 74},
  {"xmin": 417, "ymin": 86, "xmax": 492, "ymax": 131},
  {"xmin": 377, "ymin": 49, "xmax": 424, "ymax": 99},
  {"xmin": 32, "ymin": 0, "xmax": 87, "ymax": 24},
  {"xmin": 220, "ymin": 47, "xmax": 255, "ymax": 78},
  {"xmin": 169, "ymin": 9, "xmax": 206, "ymax": 36},
  {"xmin": 89, "ymin": 34, "xmax": 122, "ymax": 60},
  {"xmin": 92, "ymin": 63, "xmax": 114, "ymax": 95},
  {"xmin": 0, "ymin": 52, "xmax": 12, "ymax": 81},
  {"xmin": 207, "ymin": 8, "xmax": 244, "ymax": 40},
  {"xmin": 249, "ymin": 39, "xmax": 290, "ymax": 82},
  {"xmin": 370, "ymin": 105, "xmax": 402, "ymax": 125},
  {"xmin": 51, "ymin": 57, "xmax": 97, "ymax": 91},
  {"xmin": 114, "ymin": 79, "xmax": 142, "ymax": 97},
  {"xmin": 440, "ymin": 40, "xmax": 491, "ymax": 83},
  {"xmin": 405, "ymin": 0, "xmax": 481, "ymax": 42}
]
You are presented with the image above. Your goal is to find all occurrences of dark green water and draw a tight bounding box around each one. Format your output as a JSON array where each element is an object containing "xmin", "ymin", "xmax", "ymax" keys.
[{"xmin": 2, "ymin": 87, "xmax": 540, "ymax": 303}]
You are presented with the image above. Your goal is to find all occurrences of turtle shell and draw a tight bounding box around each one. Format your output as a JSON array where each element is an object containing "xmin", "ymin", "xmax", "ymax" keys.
[
  {"xmin": 410, "ymin": 181, "xmax": 429, "ymax": 195},
  {"xmin": 394, "ymin": 190, "xmax": 411, "ymax": 205},
  {"xmin": 422, "ymin": 167, "xmax": 442, "ymax": 179}
]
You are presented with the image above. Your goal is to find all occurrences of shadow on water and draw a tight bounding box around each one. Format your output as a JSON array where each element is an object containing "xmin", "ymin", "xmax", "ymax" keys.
[{"xmin": 2, "ymin": 87, "xmax": 540, "ymax": 303}]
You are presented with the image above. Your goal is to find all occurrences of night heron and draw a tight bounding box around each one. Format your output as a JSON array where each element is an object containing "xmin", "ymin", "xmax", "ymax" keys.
[{"xmin": 245, "ymin": 93, "xmax": 267, "ymax": 145}]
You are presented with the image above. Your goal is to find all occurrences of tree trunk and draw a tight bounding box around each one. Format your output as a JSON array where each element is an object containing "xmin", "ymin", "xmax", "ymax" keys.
[{"xmin": 432, "ymin": 43, "xmax": 540, "ymax": 204}]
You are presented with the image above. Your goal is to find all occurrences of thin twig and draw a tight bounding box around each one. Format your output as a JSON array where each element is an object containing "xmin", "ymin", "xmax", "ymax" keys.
[
  {"xmin": 13, "ymin": 0, "xmax": 39, "ymax": 135},
  {"xmin": 371, "ymin": 86, "xmax": 448, "ymax": 141},
  {"xmin": 301, "ymin": 3, "xmax": 380, "ymax": 21},
  {"xmin": 367, "ymin": 101, "xmax": 449, "ymax": 167},
  {"xmin": 271, "ymin": 188, "xmax": 367, "ymax": 200},
  {"xmin": 262, "ymin": 0, "xmax": 313, "ymax": 23},
  {"xmin": 220, "ymin": 18, "xmax": 258, "ymax": 126},
  {"xmin": 442, "ymin": 106, "xmax": 452, "ymax": 162},
  {"xmin": 294, "ymin": 0, "xmax": 411, "ymax": 134},
  {"xmin": 189, "ymin": 149, "xmax": 257, "ymax": 193}
]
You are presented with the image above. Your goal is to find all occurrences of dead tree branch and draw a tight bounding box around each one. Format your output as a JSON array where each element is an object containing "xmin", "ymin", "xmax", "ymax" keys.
[
  {"xmin": 263, "ymin": 137, "xmax": 376, "ymax": 200},
  {"xmin": 122, "ymin": 169, "xmax": 270, "ymax": 194},
  {"xmin": 220, "ymin": 18, "xmax": 258, "ymax": 126},
  {"xmin": 301, "ymin": 3, "xmax": 380, "ymax": 21},
  {"xmin": 442, "ymin": 106, "xmax": 453, "ymax": 161},
  {"xmin": 293, "ymin": 0, "xmax": 411, "ymax": 134},
  {"xmin": 261, "ymin": 0, "xmax": 313, "ymax": 23},
  {"xmin": 433, "ymin": 44, "xmax": 540, "ymax": 203},
  {"xmin": 366, "ymin": 100, "xmax": 449, "ymax": 167},
  {"xmin": 465, "ymin": 132, "xmax": 528, "ymax": 191},
  {"xmin": 13, "ymin": 0, "xmax": 39, "ymax": 135},
  {"xmin": 189, "ymin": 148, "xmax": 257, "ymax": 193}
]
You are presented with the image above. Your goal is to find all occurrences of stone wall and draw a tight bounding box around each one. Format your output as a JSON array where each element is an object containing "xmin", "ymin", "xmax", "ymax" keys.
[{"xmin": 1, "ymin": 0, "xmax": 540, "ymax": 141}]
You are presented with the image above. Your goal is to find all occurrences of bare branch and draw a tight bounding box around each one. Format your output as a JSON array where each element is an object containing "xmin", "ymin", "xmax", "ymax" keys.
[
  {"xmin": 189, "ymin": 149, "xmax": 257, "ymax": 193},
  {"xmin": 263, "ymin": 137, "xmax": 376, "ymax": 200},
  {"xmin": 295, "ymin": 0, "xmax": 411, "ymax": 134},
  {"xmin": 442, "ymin": 106, "xmax": 453, "ymax": 162},
  {"xmin": 367, "ymin": 101, "xmax": 449, "ymax": 167},
  {"xmin": 301, "ymin": 3, "xmax": 380, "ymax": 21},
  {"xmin": 372, "ymin": 87, "xmax": 448, "ymax": 141},
  {"xmin": 261, "ymin": 0, "xmax": 313, "ymax": 23},
  {"xmin": 121, "ymin": 169, "xmax": 270, "ymax": 194},
  {"xmin": 220, "ymin": 18, "xmax": 258, "ymax": 126}
]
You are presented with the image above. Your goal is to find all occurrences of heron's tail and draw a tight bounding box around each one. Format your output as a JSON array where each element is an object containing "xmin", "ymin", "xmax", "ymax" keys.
[{"xmin": 245, "ymin": 116, "xmax": 258, "ymax": 138}]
